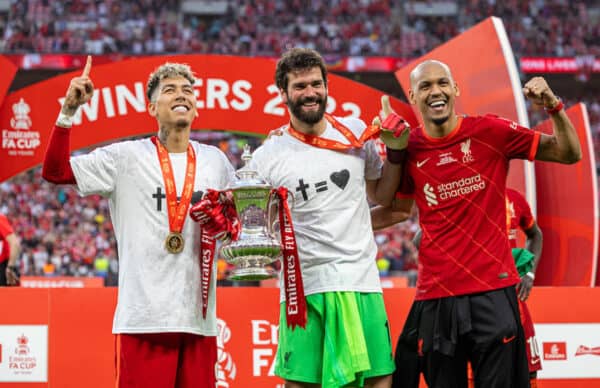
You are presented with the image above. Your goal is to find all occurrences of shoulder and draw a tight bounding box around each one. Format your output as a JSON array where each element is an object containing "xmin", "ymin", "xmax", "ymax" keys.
[
  {"xmin": 191, "ymin": 141, "xmax": 232, "ymax": 164},
  {"xmin": 334, "ymin": 115, "xmax": 367, "ymax": 135}
]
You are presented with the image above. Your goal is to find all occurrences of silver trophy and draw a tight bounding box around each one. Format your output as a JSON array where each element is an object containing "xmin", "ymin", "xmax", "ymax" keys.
[{"xmin": 220, "ymin": 145, "xmax": 281, "ymax": 280}]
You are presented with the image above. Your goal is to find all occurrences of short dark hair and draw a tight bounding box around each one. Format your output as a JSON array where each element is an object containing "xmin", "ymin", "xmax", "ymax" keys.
[{"xmin": 275, "ymin": 48, "xmax": 328, "ymax": 91}]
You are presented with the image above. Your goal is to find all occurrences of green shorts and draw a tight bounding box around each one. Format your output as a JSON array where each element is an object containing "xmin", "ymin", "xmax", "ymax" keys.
[{"xmin": 275, "ymin": 292, "xmax": 395, "ymax": 387}]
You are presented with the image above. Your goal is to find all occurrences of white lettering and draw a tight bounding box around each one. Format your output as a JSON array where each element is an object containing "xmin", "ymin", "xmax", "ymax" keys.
[
  {"xmin": 206, "ymin": 79, "xmax": 230, "ymax": 109},
  {"xmin": 101, "ymin": 87, "xmax": 116, "ymax": 117},
  {"xmin": 116, "ymin": 83, "xmax": 146, "ymax": 115},
  {"xmin": 252, "ymin": 348, "xmax": 273, "ymax": 376},
  {"xmin": 263, "ymin": 84, "xmax": 285, "ymax": 116},
  {"xmin": 230, "ymin": 80, "xmax": 252, "ymax": 111}
]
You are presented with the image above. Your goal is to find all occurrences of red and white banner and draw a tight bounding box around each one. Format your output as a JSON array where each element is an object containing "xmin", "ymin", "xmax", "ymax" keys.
[
  {"xmin": 536, "ymin": 324, "xmax": 600, "ymax": 379},
  {"xmin": 0, "ymin": 287, "xmax": 599, "ymax": 387},
  {"xmin": 3, "ymin": 54, "xmax": 599, "ymax": 74},
  {"xmin": 534, "ymin": 104, "xmax": 599, "ymax": 286},
  {"xmin": 0, "ymin": 55, "xmax": 417, "ymax": 182},
  {"xmin": 19, "ymin": 276, "xmax": 105, "ymax": 288}
]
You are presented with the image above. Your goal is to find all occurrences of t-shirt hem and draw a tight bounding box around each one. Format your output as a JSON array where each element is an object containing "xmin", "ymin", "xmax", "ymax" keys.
[
  {"xmin": 113, "ymin": 327, "xmax": 217, "ymax": 336},
  {"xmin": 414, "ymin": 280, "xmax": 519, "ymax": 301}
]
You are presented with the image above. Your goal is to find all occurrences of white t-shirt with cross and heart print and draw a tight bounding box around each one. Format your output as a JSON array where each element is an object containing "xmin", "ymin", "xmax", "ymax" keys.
[{"xmin": 250, "ymin": 116, "xmax": 384, "ymax": 301}]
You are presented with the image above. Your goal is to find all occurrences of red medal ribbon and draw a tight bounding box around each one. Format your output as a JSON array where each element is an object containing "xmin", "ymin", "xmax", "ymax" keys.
[
  {"xmin": 151, "ymin": 136, "xmax": 196, "ymax": 235},
  {"xmin": 286, "ymin": 113, "xmax": 380, "ymax": 150},
  {"xmin": 273, "ymin": 187, "xmax": 307, "ymax": 329}
]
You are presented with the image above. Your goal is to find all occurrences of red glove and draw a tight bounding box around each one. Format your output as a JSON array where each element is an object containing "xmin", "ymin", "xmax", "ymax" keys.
[{"xmin": 189, "ymin": 189, "xmax": 240, "ymax": 241}]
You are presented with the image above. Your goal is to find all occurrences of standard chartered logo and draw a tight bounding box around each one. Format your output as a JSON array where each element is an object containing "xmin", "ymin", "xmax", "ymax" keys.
[
  {"xmin": 437, "ymin": 174, "xmax": 486, "ymax": 201},
  {"xmin": 423, "ymin": 183, "xmax": 438, "ymax": 206}
]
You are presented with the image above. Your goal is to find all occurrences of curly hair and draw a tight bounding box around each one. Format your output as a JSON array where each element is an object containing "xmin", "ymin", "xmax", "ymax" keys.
[
  {"xmin": 146, "ymin": 63, "xmax": 196, "ymax": 101},
  {"xmin": 275, "ymin": 48, "xmax": 328, "ymax": 91}
]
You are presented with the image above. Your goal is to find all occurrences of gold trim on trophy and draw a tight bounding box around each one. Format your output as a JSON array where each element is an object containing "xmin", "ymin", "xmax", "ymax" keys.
[{"xmin": 165, "ymin": 232, "xmax": 184, "ymax": 254}]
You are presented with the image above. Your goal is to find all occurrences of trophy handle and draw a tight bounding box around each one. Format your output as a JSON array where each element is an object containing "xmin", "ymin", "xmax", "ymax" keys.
[{"xmin": 267, "ymin": 190, "xmax": 280, "ymax": 237}]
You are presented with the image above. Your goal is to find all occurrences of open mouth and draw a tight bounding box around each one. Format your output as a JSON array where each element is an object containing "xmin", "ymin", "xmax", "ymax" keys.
[
  {"xmin": 428, "ymin": 100, "xmax": 447, "ymax": 113},
  {"xmin": 171, "ymin": 104, "xmax": 190, "ymax": 113}
]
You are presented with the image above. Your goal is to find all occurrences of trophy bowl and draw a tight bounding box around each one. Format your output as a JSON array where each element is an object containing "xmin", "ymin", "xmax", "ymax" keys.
[{"xmin": 220, "ymin": 145, "xmax": 281, "ymax": 281}]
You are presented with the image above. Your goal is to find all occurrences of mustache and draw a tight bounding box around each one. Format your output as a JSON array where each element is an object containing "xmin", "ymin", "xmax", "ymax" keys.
[{"xmin": 298, "ymin": 96, "xmax": 323, "ymax": 104}]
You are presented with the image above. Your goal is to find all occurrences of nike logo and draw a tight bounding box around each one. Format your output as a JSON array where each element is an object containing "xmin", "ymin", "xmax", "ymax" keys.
[
  {"xmin": 503, "ymin": 335, "xmax": 516, "ymax": 344},
  {"xmin": 416, "ymin": 158, "xmax": 430, "ymax": 168},
  {"xmin": 531, "ymin": 358, "xmax": 541, "ymax": 364}
]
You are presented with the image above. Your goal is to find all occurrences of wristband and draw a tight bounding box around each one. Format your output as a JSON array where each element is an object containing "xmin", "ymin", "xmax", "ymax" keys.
[
  {"xmin": 544, "ymin": 99, "xmax": 563, "ymax": 115},
  {"xmin": 56, "ymin": 112, "xmax": 74, "ymax": 128},
  {"xmin": 386, "ymin": 147, "xmax": 407, "ymax": 165},
  {"xmin": 525, "ymin": 271, "xmax": 535, "ymax": 280}
]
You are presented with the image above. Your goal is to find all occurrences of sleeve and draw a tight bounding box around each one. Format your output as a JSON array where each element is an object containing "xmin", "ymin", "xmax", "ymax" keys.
[
  {"xmin": 70, "ymin": 142, "xmax": 122, "ymax": 197},
  {"xmin": 483, "ymin": 115, "xmax": 541, "ymax": 160},
  {"xmin": 248, "ymin": 143, "xmax": 273, "ymax": 186},
  {"xmin": 515, "ymin": 191, "xmax": 535, "ymax": 230},
  {"xmin": 364, "ymin": 139, "xmax": 383, "ymax": 181},
  {"xmin": 42, "ymin": 125, "xmax": 76, "ymax": 184},
  {"xmin": 0, "ymin": 215, "xmax": 14, "ymax": 237}
]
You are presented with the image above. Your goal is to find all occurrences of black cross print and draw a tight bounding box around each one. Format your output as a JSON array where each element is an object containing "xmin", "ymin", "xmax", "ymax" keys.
[
  {"xmin": 295, "ymin": 179, "xmax": 310, "ymax": 201},
  {"xmin": 153, "ymin": 187, "xmax": 166, "ymax": 211}
]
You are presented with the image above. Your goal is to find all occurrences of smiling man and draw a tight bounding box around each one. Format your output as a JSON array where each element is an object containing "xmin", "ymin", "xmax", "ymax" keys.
[
  {"xmin": 42, "ymin": 58, "xmax": 235, "ymax": 388},
  {"xmin": 377, "ymin": 60, "xmax": 581, "ymax": 388},
  {"xmin": 247, "ymin": 48, "xmax": 402, "ymax": 388}
]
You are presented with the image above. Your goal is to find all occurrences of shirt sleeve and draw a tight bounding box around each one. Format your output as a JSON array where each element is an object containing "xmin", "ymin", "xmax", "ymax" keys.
[
  {"xmin": 0, "ymin": 215, "xmax": 14, "ymax": 237},
  {"xmin": 515, "ymin": 191, "xmax": 536, "ymax": 230},
  {"xmin": 70, "ymin": 142, "xmax": 123, "ymax": 197},
  {"xmin": 364, "ymin": 139, "xmax": 383, "ymax": 181},
  {"xmin": 484, "ymin": 115, "xmax": 541, "ymax": 161}
]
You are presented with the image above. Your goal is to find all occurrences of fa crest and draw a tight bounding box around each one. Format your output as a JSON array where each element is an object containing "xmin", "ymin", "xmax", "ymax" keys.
[{"xmin": 10, "ymin": 98, "xmax": 32, "ymax": 130}]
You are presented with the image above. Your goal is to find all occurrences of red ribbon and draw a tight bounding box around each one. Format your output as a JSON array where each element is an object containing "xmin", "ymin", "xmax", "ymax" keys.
[
  {"xmin": 273, "ymin": 187, "xmax": 307, "ymax": 329},
  {"xmin": 190, "ymin": 189, "xmax": 241, "ymax": 319}
]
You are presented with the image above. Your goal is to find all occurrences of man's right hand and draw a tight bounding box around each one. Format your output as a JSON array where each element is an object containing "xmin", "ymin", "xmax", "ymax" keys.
[
  {"xmin": 62, "ymin": 55, "xmax": 94, "ymax": 116},
  {"xmin": 372, "ymin": 95, "xmax": 410, "ymax": 150}
]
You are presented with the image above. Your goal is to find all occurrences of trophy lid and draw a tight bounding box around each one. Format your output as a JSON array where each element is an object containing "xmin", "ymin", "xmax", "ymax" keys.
[{"xmin": 229, "ymin": 144, "xmax": 271, "ymax": 189}]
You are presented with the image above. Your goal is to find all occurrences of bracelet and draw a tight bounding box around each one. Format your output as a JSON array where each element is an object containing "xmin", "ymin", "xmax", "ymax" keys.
[
  {"xmin": 386, "ymin": 147, "xmax": 407, "ymax": 165},
  {"xmin": 525, "ymin": 271, "xmax": 535, "ymax": 280},
  {"xmin": 56, "ymin": 112, "xmax": 74, "ymax": 128},
  {"xmin": 544, "ymin": 99, "xmax": 563, "ymax": 115}
]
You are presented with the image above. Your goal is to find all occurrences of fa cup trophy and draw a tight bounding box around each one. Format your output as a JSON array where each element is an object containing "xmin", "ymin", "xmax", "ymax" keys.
[{"xmin": 220, "ymin": 145, "xmax": 281, "ymax": 280}]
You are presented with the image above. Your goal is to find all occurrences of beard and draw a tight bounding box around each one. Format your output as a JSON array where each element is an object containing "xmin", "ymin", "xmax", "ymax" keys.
[{"xmin": 287, "ymin": 94, "xmax": 327, "ymax": 124}]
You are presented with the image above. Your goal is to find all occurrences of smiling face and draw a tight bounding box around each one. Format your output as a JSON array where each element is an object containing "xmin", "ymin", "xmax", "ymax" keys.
[
  {"xmin": 148, "ymin": 76, "xmax": 197, "ymax": 130},
  {"xmin": 409, "ymin": 61, "xmax": 460, "ymax": 127},
  {"xmin": 281, "ymin": 66, "xmax": 327, "ymax": 125}
]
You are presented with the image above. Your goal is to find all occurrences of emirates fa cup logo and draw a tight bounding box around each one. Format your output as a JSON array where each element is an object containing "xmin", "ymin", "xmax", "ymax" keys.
[{"xmin": 10, "ymin": 98, "xmax": 32, "ymax": 130}]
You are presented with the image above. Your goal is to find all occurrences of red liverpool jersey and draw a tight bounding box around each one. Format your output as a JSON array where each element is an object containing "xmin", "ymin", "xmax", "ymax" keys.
[
  {"xmin": 0, "ymin": 214, "xmax": 15, "ymax": 263},
  {"xmin": 398, "ymin": 115, "xmax": 541, "ymax": 300},
  {"xmin": 506, "ymin": 188, "xmax": 535, "ymax": 249}
]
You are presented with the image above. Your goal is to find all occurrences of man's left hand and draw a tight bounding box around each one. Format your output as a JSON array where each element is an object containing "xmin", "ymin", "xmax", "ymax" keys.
[
  {"xmin": 516, "ymin": 274, "xmax": 534, "ymax": 301},
  {"xmin": 6, "ymin": 265, "xmax": 20, "ymax": 286}
]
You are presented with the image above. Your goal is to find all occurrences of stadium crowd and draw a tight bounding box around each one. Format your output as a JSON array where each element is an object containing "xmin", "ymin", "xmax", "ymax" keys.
[{"xmin": 0, "ymin": 0, "xmax": 598, "ymax": 284}]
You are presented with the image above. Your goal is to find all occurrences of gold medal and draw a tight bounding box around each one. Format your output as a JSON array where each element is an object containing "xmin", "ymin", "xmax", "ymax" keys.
[{"xmin": 165, "ymin": 232, "xmax": 185, "ymax": 254}]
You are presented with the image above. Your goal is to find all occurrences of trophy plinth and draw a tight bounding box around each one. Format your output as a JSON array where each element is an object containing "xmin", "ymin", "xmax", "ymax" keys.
[{"xmin": 220, "ymin": 145, "xmax": 281, "ymax": 281}]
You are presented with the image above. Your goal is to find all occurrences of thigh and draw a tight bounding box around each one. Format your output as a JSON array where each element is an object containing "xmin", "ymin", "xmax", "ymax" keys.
[
  {"xmin": 421, "ymin": 347, "xmax": 468, "ymax": 388},
  {"xmin": 392, "ymin": 301, "xmax": 422, "ymax": 388},
  {"xmin": 116, "ymin": 333, "xmax": 180, "ymax": 388},
  {"xmin": 358, "ymin": 293, "xmax": 395, "ymax": 380},
  {"xmin": 469, "ymin": 288, "xmax": 529, "ymax": 388},
  {"xmin": 176, "ymin": 333, "xmax": 217, "ymax": 388},
  {"xmin": 275, "ymin": 297, "xmax": 324, "ymax": 384}
]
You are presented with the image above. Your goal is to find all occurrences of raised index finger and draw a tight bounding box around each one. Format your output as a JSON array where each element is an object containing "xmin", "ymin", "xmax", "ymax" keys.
[
  {"xmin": 381, "ymin": 95, "xmax": 393, "ymax": 115},
  {"xmin": 81, "ymin": 55, "xmax": 92, "ymax": 77}
]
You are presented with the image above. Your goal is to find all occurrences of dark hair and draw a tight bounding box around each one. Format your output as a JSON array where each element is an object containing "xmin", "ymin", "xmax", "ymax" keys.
[
  {"xmin": 146, "ymin": 63, "xmax": 195, "ymax": 101},
  {"xmin": 275, "ymin": 48, "xmax": 328, "ymax": 91}
]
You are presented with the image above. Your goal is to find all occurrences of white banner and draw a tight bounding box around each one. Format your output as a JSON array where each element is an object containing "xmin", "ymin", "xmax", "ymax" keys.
[
  {"xmin": 0, "ymin": 325, "xmax": 48, "ymax": 382},
  {"xmin": 536, "ymin": 323, "xmax": 600, "ymax": 379}
]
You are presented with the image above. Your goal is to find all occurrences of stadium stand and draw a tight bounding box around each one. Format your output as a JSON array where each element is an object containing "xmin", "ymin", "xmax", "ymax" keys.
[{"xmin": 0, "ymin": 0, "xmax": 598, "ymax": 283}]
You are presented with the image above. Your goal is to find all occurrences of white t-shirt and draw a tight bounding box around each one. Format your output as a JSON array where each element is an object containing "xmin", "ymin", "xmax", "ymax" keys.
[
  {"xmin": 250, "ymin": 116, "xmax": 383, "ymax": 301},
  {"xmin": 70, "ymin": 138, "xmax": 235, "ymax": 335}
]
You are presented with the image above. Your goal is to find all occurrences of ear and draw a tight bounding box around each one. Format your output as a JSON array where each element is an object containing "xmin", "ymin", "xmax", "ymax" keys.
[
  {"xmin": 454, "ymin": 82, "xmax": 460, "ymax": 97},
  {"xmin": 408, "ymin": 89, "xmax": 417, "ymax": 105},
  {"xmin": 148, "ymin": 102, "xmax": 157, "ymax": 117},
  {"xmin": 279, "ymin": 88, "xmax": 288, "ymax": 105}
]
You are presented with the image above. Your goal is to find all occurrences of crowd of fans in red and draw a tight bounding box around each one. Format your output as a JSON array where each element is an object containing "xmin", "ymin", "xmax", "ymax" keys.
[{"xmin": 0, "ymin": 0, "xmax": 598, "ymax": 283}]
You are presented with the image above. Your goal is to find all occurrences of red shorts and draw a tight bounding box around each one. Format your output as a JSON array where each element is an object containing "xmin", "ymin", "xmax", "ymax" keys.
[
  {"xmin": 518, "ymin": 299, "xmax": 542, "ymax": 373},
  {"xmin": 116, "ymin": 333, "xmax": 217, "ymax": 388}
]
